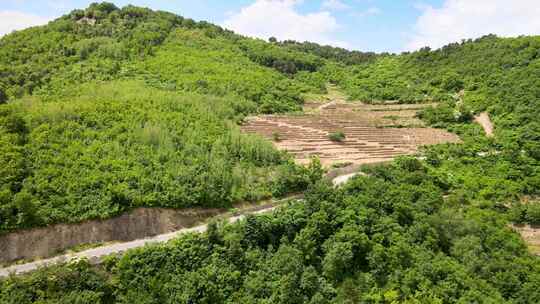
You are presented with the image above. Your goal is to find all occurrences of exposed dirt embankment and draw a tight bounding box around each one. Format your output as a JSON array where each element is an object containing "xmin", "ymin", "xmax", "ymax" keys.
[
  {"xmin": 475, "ymin": 112, "xmax": 494, "ymax": 137},
  {"xmin": 514, "ymin": 224, "xmax": 540, "ymax": 255},
  {"xmin": 0, "ymin": 207, "xmax": 224, "ymax": 264}
]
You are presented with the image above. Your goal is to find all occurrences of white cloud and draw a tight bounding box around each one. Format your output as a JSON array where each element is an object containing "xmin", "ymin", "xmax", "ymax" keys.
[
  {"xmin": 224, "ymin": 0, "xmax": 348, "ymax": 47},
  {"xmin": 0, "ymin": 10, "xmax": 51, "ymax": 37},
  {"xmin": 351, "ymin": 6, "xmax": 381, "ymax": 18},
  {"xmin": 406, "ymin": 0, "xmax": 540, "ymax": 51},
  {"xmin": 322, "ymin": 0, "xmax": 350, "ymax": 11}
]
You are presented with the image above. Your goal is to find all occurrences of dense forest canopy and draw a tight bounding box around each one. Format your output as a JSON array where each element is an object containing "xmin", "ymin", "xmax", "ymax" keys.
[
  {"xmin": 0, "ymin": 2, "xmax": 539, "ymax": 303},
  {"xmin": 1, "ymin": 161, "xmax": 539, "ymax": 303},
  {"xmin": 273, "ymin": 39, "xmax": 382, "ymax": 66}
]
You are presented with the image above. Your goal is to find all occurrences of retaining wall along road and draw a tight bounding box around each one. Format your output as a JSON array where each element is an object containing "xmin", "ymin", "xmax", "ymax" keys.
[{"xmin": 0, "ymin": 207, "xmax": 224, "ymax": 264}]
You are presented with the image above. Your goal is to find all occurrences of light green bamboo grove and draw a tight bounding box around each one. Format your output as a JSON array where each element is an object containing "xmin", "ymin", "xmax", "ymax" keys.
[{"xmin": 0, "ymin": 81, "xmax": 317, "ymax": 232}]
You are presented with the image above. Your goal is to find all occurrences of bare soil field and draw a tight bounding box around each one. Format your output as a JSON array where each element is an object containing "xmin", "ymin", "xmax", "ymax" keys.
[
  {"xmin": 242, "ymin": 101, "xmax": 461, "ymax": 166},
  {"xmin": 475, "ymin": 112, "xmax": 494, "ymax": 137},
  {"xmin": 514, "ymin": 225, "xmax": 540, "ymax": 255}
]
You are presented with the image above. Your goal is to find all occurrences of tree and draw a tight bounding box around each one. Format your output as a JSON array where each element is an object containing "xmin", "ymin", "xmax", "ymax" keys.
[
  {"xmin": 0, "ymin": 87, "xmax": 6, "ymax": 104},
  {"xmin": 269, "ymin": 37, "xmax": 277, "ymax": 43},
  {"xmin": 441, "ymin": 71, "xmax": 464, "ymax": 92}
]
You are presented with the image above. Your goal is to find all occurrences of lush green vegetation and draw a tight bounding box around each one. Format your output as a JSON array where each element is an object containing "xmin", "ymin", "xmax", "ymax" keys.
[
  {"xmin": 134, "ymin": 29, "xmax": 308, "ymax": 113},
  {"xmin": 1, "ymin": 2, "xmax": 540, "ymax": 303},
  {"xmin": 510, "ymin": 201, "xmax": 540, "ymax": 226},
  {"xmin": 2, "ymin": 159, "xmax": 539, "ymax": 303},
  {"xmin": 319, "ymin": 34, "xmax": 540, "ymax": 206},
  {"xmin": 0, "ymin": 81, "xmax": 324, "ymax": 232},
  {"xmin": 0, "ymin": 3, "xmax": 334, "ymax": 233},
  {"xmin": 274, "ymin": 39, "xmax": 381, "ymax": 66},
  {"xmin": 328, "ymin": 131, "xmax": 346, "ymax": 142},
  {"xmin": 0, "ymin": 2, "xmax": 323, "ymax": 113}
]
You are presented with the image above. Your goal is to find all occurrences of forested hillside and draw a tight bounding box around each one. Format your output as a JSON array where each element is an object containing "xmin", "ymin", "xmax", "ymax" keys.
[
  {"xmin": 0, "ymin": 2, "xmax": 327, "ymax": 111},
  {"xmin": 0, "ymin": 3, "xmax": 331, "ymax": 232},
  {"xmin": 316, "ymin": 34, "xmax": 540, "ymax": 212},
  {"xmin": 1, "ymin": 2, "xmax": 540, "ymax": 303},
  {"xmin": 2, "ymin": 160, "xmax": 539, "ymax": 303}
]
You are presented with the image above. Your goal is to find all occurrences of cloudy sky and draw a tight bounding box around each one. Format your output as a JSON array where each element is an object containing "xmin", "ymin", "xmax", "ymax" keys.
[{"xmin": 1, "ymin": 0, "xmax": 540, "ymax": 53}]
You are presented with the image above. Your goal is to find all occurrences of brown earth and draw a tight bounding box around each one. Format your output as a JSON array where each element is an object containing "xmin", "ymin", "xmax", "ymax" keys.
[
  {"xmin": 475, "ymin": 112, "xmax": 494, "ymax": 137},
  {"xmin": 0, "ymin": 194, "xmax": 302, "ymax": 266},
  {"xmin": 0, "ymin": 207, "xmax": 224, "ymax": 264},
  {"xmin": 514, "ymin": 225, "xmax": 540, "ymax": 255},
  {"xmin": 0, "ymin": 196, "xmax": 304, "ymax": 277},
  {"xmin": 242, "ymin": 101, "xmax": 461, "ymax": 166},
  {"xmin": 514, "ymin": 197, "xmax": 540, "ymax": 255}
]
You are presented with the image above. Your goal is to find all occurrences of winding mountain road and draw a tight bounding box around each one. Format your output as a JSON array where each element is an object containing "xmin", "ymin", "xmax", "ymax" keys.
[
  {"xmin": 0, "ymin": 170, "xmax": 368, "ymax": 278},
  {"xmin": 0, "ymin": 205, "xmax": 281, "ymax": 278}
]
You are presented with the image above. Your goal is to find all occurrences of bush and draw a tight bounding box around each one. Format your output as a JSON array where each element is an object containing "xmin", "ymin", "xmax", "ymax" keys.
[
  {"xmin": 329, "ymin": 131, "xmax": 346, "ymax": 142},
  {"xmin": 441, "ymin": 71, "xmax": 465, "ymax": 92},
  {"xmin": 4, "ymin": 157, "xmax": 539, "ymax": 303},
  {"xmin": 526, "ymin": 203, "xmax": 540, "ymax": 225},
  {"xmin": 0, "ymin": 87, "xmax": 6, "ymax": 104},
  {"xmin": 0, "ymin": 81, "xmax": 311, "ymax": 232}
]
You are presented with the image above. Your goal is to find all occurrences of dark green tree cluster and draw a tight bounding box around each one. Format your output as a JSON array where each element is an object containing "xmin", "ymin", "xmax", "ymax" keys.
[
  {"xmin": 239, "ymin": 39, "xmax": 323, "ymax": 74},
  {"xmin": 2, "ymin": 158, "xmax": 538, "ymax": 303},
  {"xmin": 276, "ymin": 39, "xmax": 382, "ymax": 65},
  {"xmin": 509, "ymin": 202, "xmax": 540, "ymax": 226}
]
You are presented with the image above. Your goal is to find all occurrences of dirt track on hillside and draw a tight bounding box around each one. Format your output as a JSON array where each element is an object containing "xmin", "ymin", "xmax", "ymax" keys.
[{"xmin": 514, "ymin": 224, "xmax": 540, "ymax": 255}]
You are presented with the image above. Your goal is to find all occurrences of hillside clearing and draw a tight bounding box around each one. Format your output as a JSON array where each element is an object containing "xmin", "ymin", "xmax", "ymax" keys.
[
  {"xmin": 242, "ymin": 101, "xmax": 460, "ymax": 166},
  {"xmin": 475, "ymin": 112, "xmax": 494, "ymax": 137},
  {"xmin": 514, "ymin": 225, "xmax": 540, "ymax": 255}
]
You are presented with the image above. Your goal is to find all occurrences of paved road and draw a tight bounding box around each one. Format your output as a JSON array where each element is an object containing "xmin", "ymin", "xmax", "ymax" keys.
[
  {"xmin": 1, "ymin": 173, "xmax": 363, "ymax": 278},
  {"xmin": 0, "ymin": 206, "xmax": 279, "ymax": 278}
]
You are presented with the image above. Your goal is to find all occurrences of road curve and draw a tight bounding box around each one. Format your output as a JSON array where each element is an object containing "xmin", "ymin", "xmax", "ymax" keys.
[{"xmin": 0, "ymin": 205, "xmax": 281, "ymax": 278}]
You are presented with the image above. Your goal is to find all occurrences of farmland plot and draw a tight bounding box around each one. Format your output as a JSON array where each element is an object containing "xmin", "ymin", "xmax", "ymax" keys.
[{"xmin": 242, "ymin": 101, "xmax": 460, "ymax": 166}]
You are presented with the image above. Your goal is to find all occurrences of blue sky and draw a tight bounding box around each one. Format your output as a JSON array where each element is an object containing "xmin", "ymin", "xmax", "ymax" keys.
[{"xmin": 1, "ymin": 1, "xmax": 539, "ymax": 53}]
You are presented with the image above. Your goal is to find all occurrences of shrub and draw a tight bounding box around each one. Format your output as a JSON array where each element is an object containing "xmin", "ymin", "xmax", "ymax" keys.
[
  {"xmin": 441, "ymin": 71, "xmax": 464, "ymax": 92},
  {"xmin": 0, "ymin": 87, "xmax": 6, "ymax": 104},
  {"xmin": 526, "ymin": 203, "xmax": 540, "ymax": 225},
  {"xmin": 329, "ymin": 131, "xmax": 346, "ymax": 142}
]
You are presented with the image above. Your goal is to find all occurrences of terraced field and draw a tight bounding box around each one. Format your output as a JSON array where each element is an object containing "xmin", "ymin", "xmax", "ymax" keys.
[{"xmin": 241, "ymin": 101, "xmax": 461, "ymax": 166}]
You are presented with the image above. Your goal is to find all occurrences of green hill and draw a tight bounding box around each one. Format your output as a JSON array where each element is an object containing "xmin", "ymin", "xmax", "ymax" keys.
[
  {"xmin": 0, "ymin": 3, "xmax": 331, "ymax": 232},
  {"xmin": 0, "ymin": 3, "xmax": 328, "ymax": 111},
  {"xmin": 1, "ymin": 2, "xmax": 540, "ymax": 304}
]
